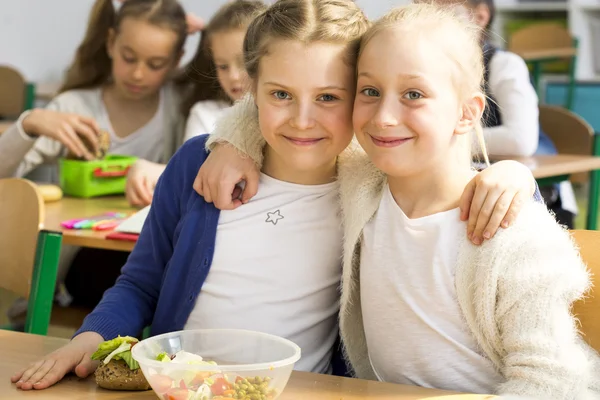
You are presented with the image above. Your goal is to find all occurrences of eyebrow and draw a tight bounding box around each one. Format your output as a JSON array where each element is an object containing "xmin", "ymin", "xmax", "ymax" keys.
[
  {"xmin": 263, "ymin": 82, "xmax": 347, "ymax": 91},
  {"xmin": 358, "ymin": 71, "xmax": 424, "ymax": 81},
  {"xmin": 122, "ymin": 46, "xmax": 169, "ymax": 62}
]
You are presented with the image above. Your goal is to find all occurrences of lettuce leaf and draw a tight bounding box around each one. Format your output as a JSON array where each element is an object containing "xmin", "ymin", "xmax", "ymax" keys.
[
  {"xmin": 91, "ymin": 336, "xmax": 138, "ymax": 361},
  {"xmin": 115, "ymin": 350, "xmax": 140, "ymax": 370}
]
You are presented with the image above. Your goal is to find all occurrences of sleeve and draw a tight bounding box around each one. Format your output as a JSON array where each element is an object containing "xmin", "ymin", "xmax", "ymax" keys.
[
  {"xmin": 484, "ymin": 52, "xmax": 540, "ymax": 157},
  {"xmin": 204, "ymin": 94, "xmax": 266, "ymax": 167},
  {"xmin": 74, "ymin": 140, "xmax": 195, "ymax": 340},
  {"xmin": 184, "ymin": 102, "xmax": 215, "ymax": 142},
  {"xmin": 0, "ymin": 104, "xmax": 65, "ymax": 178},
  {"xmin": 495, "ymin": 219, "xmax": 593, "ymax": 399}
]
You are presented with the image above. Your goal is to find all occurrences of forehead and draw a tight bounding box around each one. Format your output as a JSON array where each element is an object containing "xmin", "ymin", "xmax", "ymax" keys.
[
  {"xmin": 258, "ymin": 40, "xmax": 354, "ymax": 89},
  {"xmin": 210, "ymin": 29, "xmax": 246, "ymax": 60},
  {"xmin": 116, "ymin": 18, "xmax": 178, "ymax": 57},
  {"xmin": 359, "ymin": 28, "xmax": 454, "ymax": 84}
]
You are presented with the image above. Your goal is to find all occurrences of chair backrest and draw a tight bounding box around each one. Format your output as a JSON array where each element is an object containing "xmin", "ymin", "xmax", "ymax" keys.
[
  {"xmin": 0, "ymin": 179, "xmax": 44, "ymax": 298},
  {"xmin": 539, "ymin": 105, "xmax": 595, "ymax": 183},
  {"xmin": 571, "ymin": 230, "xmax": 600, "ymax": 353},
  {"xmin": 0, "ymin": 66, "xmax": 26, "ymax": 118},
  {"xmin": 509, "ymin": 23, "xmax": 573, "ymax": 55}
]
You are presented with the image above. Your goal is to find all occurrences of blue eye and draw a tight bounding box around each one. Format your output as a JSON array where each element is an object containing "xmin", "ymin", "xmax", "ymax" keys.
[
  {"xmin": 361, "ymin": 88, "xmax": 380, "ymax": 97},
  {"xmin": 319, "ymin": 94, "xmax": 338, "ymax": 102},
  {"xmin": 404, "ymin": 91, "xmax": 423, "ymax": 100},
  {"xmin": 273, "ymin": 91, "xmax": 291, "ymax": 100}
]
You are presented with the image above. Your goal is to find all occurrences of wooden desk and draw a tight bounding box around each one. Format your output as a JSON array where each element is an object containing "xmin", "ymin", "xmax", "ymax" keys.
[
  {"xmin": 1, "ymin": 331, "xmax": 494, "ymax": 400},
  {"xmin": 43, "ymin": 196, "xmax": 137, "ymax": 252},
  {"xmin": 504, "ymin": 154, "xmax": 600, "ymax": 179}
]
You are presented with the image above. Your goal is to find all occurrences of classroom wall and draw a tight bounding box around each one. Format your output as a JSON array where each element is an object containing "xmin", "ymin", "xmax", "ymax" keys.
[{"xmin": 0, "ymin": 0, "xmax": 406, "ymax": 84}]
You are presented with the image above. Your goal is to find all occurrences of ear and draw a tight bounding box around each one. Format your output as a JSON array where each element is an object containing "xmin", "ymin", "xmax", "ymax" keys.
[
  {"xmin": 473, "ymin": 3, "xmax": 491, "ymax": 28},
  {"xmin": 455, "ymin": 92, "xmax": 485, "ymax": 136},
  {"xmin": 107, "ymin": 28, "xmax": 116, "ymax": 59}
]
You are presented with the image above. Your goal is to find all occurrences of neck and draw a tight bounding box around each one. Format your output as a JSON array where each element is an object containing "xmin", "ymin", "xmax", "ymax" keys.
[
  {"xmin": 102, "ymin": 83, "xmax": 159, "ymax": 110},
  {"xmin": 261, "ymin": 145, "xmax": 337, "ymax": 185},
  {"xmin": 388, "ymin": 155, "xmax": 474, "ymax": 219}
]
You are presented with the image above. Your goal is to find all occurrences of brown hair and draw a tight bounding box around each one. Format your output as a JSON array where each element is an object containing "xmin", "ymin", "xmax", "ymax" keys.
[
  {"xmin": 60, "ymin": 0, "xmax": 187, "ymax": 93},
  {"xmin": 178, "ymin": 0, "xmax": 267, "ymax": 117},
  {"xmin": 243, "ymin": 0, "xmax": 371, "ymax": 81},
  {"xmin": 361, "ymin": 3, "xmax": 489, "ymax": 164}
]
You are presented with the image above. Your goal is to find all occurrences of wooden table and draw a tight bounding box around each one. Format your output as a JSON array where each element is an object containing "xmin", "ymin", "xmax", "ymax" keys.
[
  {"xmin": 43, "ymin": 196, "xmax": 137, "ymax": 252},
  {"xmin": 1, "ymin": 331, "xmax": 494, "ymax": 400},
  {"xmin": 493, "ymin": 154, "xmax": 600, "ymax": 229}
]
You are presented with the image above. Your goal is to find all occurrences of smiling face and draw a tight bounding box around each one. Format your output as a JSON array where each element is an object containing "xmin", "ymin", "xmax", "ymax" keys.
[
  {"xmin": 254, "ymin": 39, "xmax": 355, "ymax": 184},
  {"xmin": 211, "ymin": 28, "xmax": 250, "ymax": 101},
  {"xmin": 353, "ymin": 27, "xmax": 476, "ymax": 179},
  {"xmin": 108, "ymin": 18, "xmax": 181, "ymax": 100}
]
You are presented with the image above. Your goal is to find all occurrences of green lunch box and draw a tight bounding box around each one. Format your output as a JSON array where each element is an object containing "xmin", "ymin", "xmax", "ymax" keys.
[{"xmin": 59, "ymin": 155, "xmax": 138, "ymax": 198}]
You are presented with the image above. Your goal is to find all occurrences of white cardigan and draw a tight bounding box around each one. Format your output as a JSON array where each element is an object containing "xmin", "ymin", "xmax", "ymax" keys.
[{"xmin": 207, "ymin": 95, "xmax": 600, "ymax": 399}]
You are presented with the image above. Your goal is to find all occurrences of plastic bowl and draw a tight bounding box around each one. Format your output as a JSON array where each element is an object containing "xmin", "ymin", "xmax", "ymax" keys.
[{"xmin": 132, "ymin": 329, "xmax": 301, "ymax": 400}]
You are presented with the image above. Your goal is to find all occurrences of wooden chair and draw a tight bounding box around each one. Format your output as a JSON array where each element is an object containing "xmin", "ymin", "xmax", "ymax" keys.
[
  {"xmin": 0, "ymin": 66, "xmax": 27, "ymax": 118},
  {"xmin": 571, "ymin": 230, "xmax": 600, "ymax": 353},
  {"xmin": 509, "ymin": 23, "xmax": 578, "ymax": 110},
  {"xmin": 539, "ymin": 105, "xmax": 596, "ymax": 184},
  {"xmin": 0, "ymin": 179, "xmax": 62, "ymax": 335}
]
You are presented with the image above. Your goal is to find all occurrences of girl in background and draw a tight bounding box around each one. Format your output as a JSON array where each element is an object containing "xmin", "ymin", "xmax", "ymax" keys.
[
  {"xmin": 180, "ymin": 0, "xmax": 267, "ymax": 141},
  {"xmin": 0, "ymin": 0, "xmax": 189, "ymax": 207}
]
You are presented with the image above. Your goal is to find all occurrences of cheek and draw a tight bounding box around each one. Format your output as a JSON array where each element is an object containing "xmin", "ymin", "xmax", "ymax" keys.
[
  {"xmin": 111, "ymin": 58, "xmax": 130, "ymax": 80},
  {"xmin": 352, "ymin": 101, "xmax": 372, "ymax": 134},
  {"xmin": 216, "ymin": 70, "xmax": 228, "ymax": 86}
]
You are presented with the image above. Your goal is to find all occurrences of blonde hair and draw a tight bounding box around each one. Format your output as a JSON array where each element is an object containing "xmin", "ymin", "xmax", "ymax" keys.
[
  {"xmin": 60, "ymin": 0, "xmax": 187, "ymax": 93},
  {"xmin": 177, "ymin": 0, "xmax": 267, "ymax": 116},
  {"xmin": 242, "ymin": 0, "xmax": 371, "ymax": 81},
  {"xmin": 361, "ymin": 3, "xmax": 490, "ymax": 165}
]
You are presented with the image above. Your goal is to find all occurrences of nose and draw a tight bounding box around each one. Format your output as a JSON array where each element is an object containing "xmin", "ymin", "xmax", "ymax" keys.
[
  {"xmin": 372, "ymin": 96, "xmax": 400, "ymax": 129},
  {"xmin": 229, "ymin": 66, "xmax": 242, "ymax": 83},
  {"xmin": 132, "ymin": 63, "xmax": 144, "ymax": 81},
  {"xmin": 289, "ymin": 101, "xmax": 316, "ymax": 131}
]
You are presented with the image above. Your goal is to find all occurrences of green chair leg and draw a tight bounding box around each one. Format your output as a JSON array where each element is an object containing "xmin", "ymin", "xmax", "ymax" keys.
[
  {"xmin": 24, "ymin": 83, "xmax": 36, "ymax": 111},
  {"xmin": 587, "ymin": 134, "xmax": 600, "ymax": 230},
  {"xmin": 25, "ymin": 230, "xmax": 62, "ymax": 335}
]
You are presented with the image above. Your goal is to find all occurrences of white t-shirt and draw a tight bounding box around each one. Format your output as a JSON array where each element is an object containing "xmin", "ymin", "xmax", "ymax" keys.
[
  {"xmin": 184, "ymin": 173, "xmax": 342, "ymax": 374},
  {"xmin": 184, "ymin": 100, "xmax": 230, "ymax": 141},
  {"xmin": 360, "ymin": 185, "xmax": 503, "ymax": 393},
  {"xmin": 96, "ymin": 88, "xmax": 166, "ymax": 163}
]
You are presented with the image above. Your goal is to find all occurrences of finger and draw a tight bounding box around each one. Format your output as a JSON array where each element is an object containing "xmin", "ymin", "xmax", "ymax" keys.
[
  {"xmin": 15, "ymin": 360, "xmax": 44, "ymax": 388},
  {"xmin": 471, "ymin": 186, "xmax": 504, "ymax": 245},
  {"xmin": 202, "ymin": 176, "xmax": 215, "ymax": 204},
  {"xmin": 62, "ymin": 125, "xmax": 93, "ymax": 160},
  {"xmin": 481, "ymin": 190, "xmax": 516, "ymax": 241},
  {"xmin": 78, "ymin": 116, "xmax": 101, "ymax": 135},
  {"xmin": 215, "ymin": 180, "xmax": 240, "ymax": 211},
  {"xmin": 459, "ymin": 179, "xmax": 476, "ymax": 221},
  {"xmin": 193, "ymin": 172, "xmax": 204, "ymax": 196},
  {"xmin": 19, "ymin": 360, "xmax": 53, "ymax": 390},
  {"xmin": 73, "ymin": 120, "xmax": 100, "ymax": 153},
  {"xmin": 57, "ymin": 128, "xmax": 84, "ymax": 159},
  {"xmin": 126, "ymin": 182, "xmax": 143, "ymax": 207},
  {"xmin": 11, "ymin": 366, "xmax": 28, "ymax": 383},
  {"xmin": 241, "ymin": 169, "xmax": 260, "ymax": 204},
  {"xmin": 467, "ymin": 184, "xmax": 488, "ymax": 240},
  {"xmin": 500, "ymin": 188, "xmax": 527, "ymax": 229},
  {"xmin": 74, "ymin": 355, "xmax": 99, "ymax": 378},
  {"xmin": 132, "ymin": 178, "xmax": 151, "ymax": 207},
  {"xmin": 141, "ymin": 176, "xmax": 154, "ymax": 205},
  {"xmin": 25, "ymin": 359, "xmax": 57, "ymax": 389}
]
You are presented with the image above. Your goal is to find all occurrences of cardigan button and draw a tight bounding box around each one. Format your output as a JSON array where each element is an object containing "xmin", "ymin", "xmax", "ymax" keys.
[{"xmin": 189, "ymin": 295, "xmax": 194, "ymax": 302}]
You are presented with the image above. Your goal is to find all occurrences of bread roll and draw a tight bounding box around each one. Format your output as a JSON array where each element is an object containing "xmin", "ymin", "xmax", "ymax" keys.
[{"xmin": 94, "ymin": 359, "xmax": 151, "ymax": 391}]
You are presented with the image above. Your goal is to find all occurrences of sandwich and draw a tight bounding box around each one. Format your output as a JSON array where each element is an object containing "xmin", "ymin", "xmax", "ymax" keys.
[{"xmin": 90, "ymin": 336, "xmax": 150, "ymax": 391}]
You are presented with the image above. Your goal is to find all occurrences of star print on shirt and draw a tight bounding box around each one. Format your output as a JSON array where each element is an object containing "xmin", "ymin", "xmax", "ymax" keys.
[{"xmin": 266, "ymin": 210, "xmax": 284, "ymax": 225}]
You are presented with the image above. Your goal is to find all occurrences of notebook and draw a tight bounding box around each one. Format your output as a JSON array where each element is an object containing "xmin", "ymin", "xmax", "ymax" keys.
[{"xmin": 115, "ymin": 205, "xmax": 150, "ymax": 234}]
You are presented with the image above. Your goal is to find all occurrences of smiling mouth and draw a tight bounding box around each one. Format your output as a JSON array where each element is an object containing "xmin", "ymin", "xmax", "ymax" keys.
[
  {"xmin": 369, "ymin": 134, "xmax": 414, "ymax": 148},
  {"xmin": 284, "ymin": 136, "xmax": 324, "ymax": 146}
]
